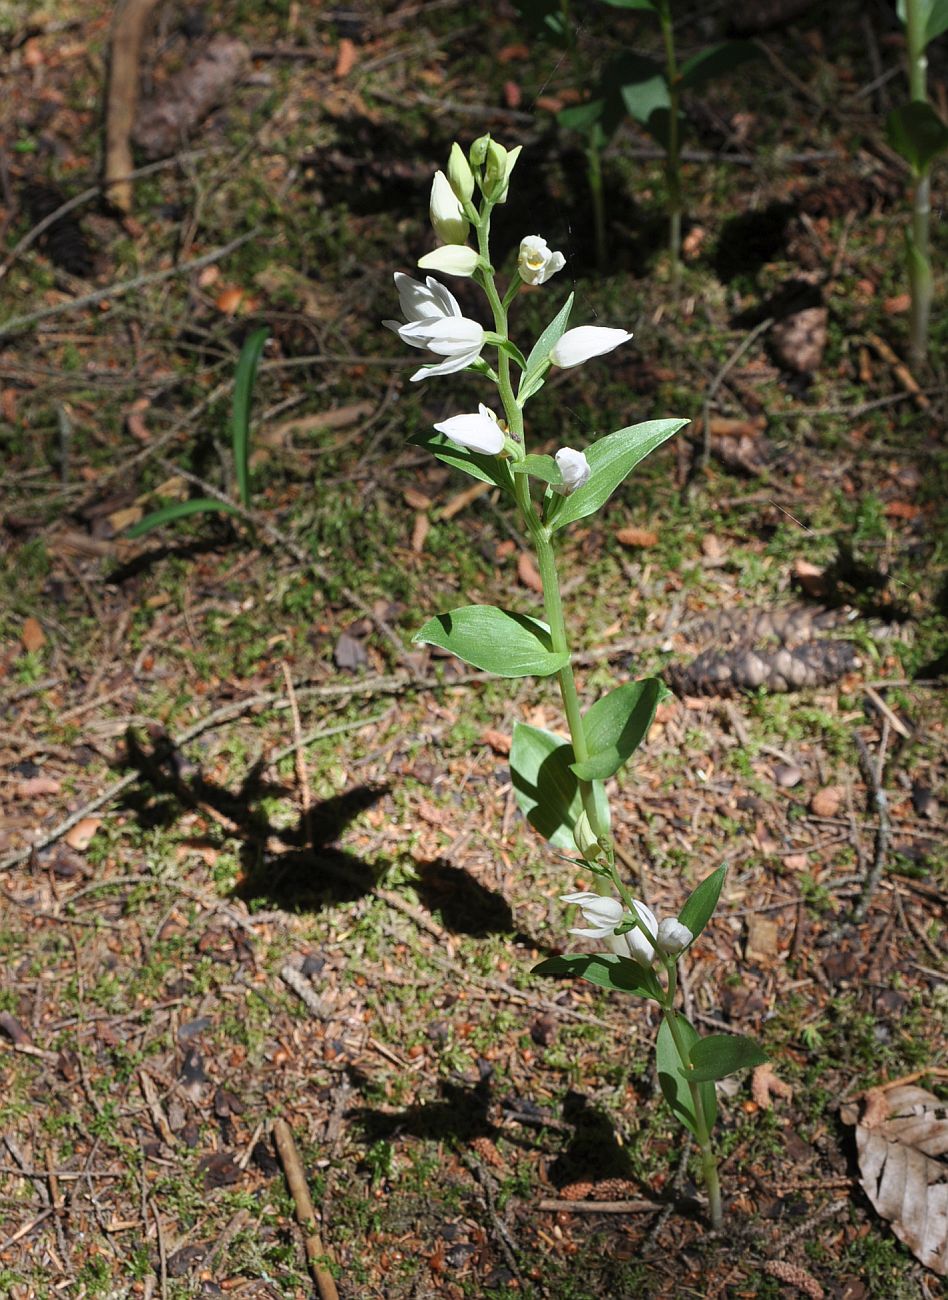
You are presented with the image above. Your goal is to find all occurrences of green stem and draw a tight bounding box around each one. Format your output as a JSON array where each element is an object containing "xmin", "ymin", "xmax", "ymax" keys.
[
  {"xmin": 658, "ymin": 0, "xmax": 682, "ymax": 290},
  {"xmin": 904, "ymin": 0, "xmax": 931, "ymax": 369},
  {"xmin": 661, "ymin": 974, "xmax": 723, "ymax": 1229},
  {"xmin": 586, "ymin": 136, "xmax": 607, "ymax": 274}
]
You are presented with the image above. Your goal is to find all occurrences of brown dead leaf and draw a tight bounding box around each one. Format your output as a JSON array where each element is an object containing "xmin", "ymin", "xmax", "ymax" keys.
[
  {"xmin": 21, "ymin": 616, "xmax": 45, "ymax": 653},
  {"xmin": 793, "ymin": 558, "xmax": 829, "ymax": 599},
  {"xmin": 884, "ymin": 500, "xmax": 920, "ymax": 521},
  {"xmin": 498, "ymin": 43, "xmax": 529, "ymax": 62},
  {"xmin": 439, "ymin": 481, "xmax": 491, "ymax": 521},
  {"xmin": 65, "ymin": 817, "xmax": 102, "ymax": 851},
  {"xmin": 481, "ymin": 728, "xmax": 511, "ymax": 756},
  {"xmin": 403, "ymin": 487, "xmax": 432, "ymax": 511},
  {"xmin": 745, "ymin": 914, "xmax": 780, "ymax": 961},
  {"xmin": 335, "ymin": 37, "xmax": 358, "ymax": 78},
  {"xmin": 884, "ymin": 292, "xmax": 911, "ymax": 315},
  {"xmin": 15, "ymin": 776, "xmax": 62, "ymax": 799},
  {"xmin": 708, "ymin": 415, "xmax": 766, "ymax": 437},
  {"xmin": 810, "ymin": 785, "xmax": 844, "ymax": 817},
  {"xmin": 751, "ymin": 1063, "xmax": 794, "ymax": 1108},
  {"xmin": 108, "ymin": 504, "xmax": 143, "ymax": 533},
  {"xmin": 503, "ymin": 80, "xmax": 522, "ymax": 109},
  {"xmin": 411, "ymin": 512, "xmax": 429, "ymax": 553},
  {"xmin": 214, "ymin": 287, "xmax": 245, "ymax": 315},
  {"xmin": 616, "ymin": 527, "xmax": 659, "ymax": 549},
  {"xmin": 125, "ymin": 399, "xmax": 151, "ymax": 443},
  {"xmin": 843, "ymin": 1084, "xmax": 948, "ymax": 1274},
  {"xmin": 517, "ymin": 551, "xmax": 543, "ymax": 592}
]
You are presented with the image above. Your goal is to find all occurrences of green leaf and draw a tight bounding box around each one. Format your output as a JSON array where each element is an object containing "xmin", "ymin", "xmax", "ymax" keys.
[
  {"xmin": 520, "ymin": 293, "xmax": 574, "ymax": 402},
  {"xmin": 656, "ymin": 1013, "xmax": 717, "ymax": 1139},
  {"xmin": 618, "ymin": 53, "xmax": 670, "ymax": 127},
  {"xmin": 550, "ymin": 418, "xmax": 688, "ymax": 532},
  {"xmin": 124, "ymin": 497, "xmax": 241, "ymax": 538},
  {"xmin": 678, "ymin": 40, "xmax": 757, "ymax": 91},
  {"xmin": 532, "ymin": 953, "xmax": 664, "ymax": 1000},
  {"xmin": 926, "ymin": 0, "xmax": 948, "ymax": 41},
  {"xmin": 510, "ymin": 723, "xmax": 610, "ymax": 849},
  {"xmin": 886, "ymin": 102, "xmax": 948, "ymax": 173},
  {"xmin": 512, "ymin": 454, "xmax": 563, "ymax": 486},
  {"xmin": 898, "ymin": 0, "xmax": 948, "ymax": 42},
  {"xmin": 678, "ymin": 865, "xmax": 726, "ymax": 941},
  {"xmin": 407, "ymin": 429, "xmax": 515, "ymax": 493},
  {"xmin": 412, "ymin": 606, "xmax": 569, "ymax": 678},
  {"xmin": 601, "ymin": 0, "xmax": 657, "ymax": 8},
  {"xmin": 558, "ymin": 101, "xmax": 606, "ymax": 133},
  {"xmin": 686, "ymin": 1034, "xmax": 768, "ymax": 1083},
  {"xmin": 571, "ymin": 678, "xmax": 669, "ymax": 781},
  {"xmin": 231, "ymin": 327, "xmax": 268, "ymax": 509},
  {"xmin": 496, "ymin": 338, "xmax": 528, "ymax": 370}
]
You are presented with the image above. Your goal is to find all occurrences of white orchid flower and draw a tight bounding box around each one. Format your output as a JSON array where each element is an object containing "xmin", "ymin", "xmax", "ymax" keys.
[
  {"xmin": 553, "ymin": 447, "xmax": 590, "ymax": 495},
  {"xmin": 418, "ymin": 245, "xmax": 481, "ymax": 277},
  {"xmin": 518, "ymin": 235, "xmax": 566, "ymax": 286},
  {"xmin": 561, "ymin": 891, "xmax": 659, "ymax": 965},
  {"xmin": 382, "ymin": 273, "xmax": 485, "ymax": 382},
  {"xmin": 656, "ymin": 917, "xmax": 693, "ymax": 957},
  {"xmin": 550, "ymin": 326, "xmax": 634, "ymax": 369},
  {"xmin": 433, "ymin": 404, "xmax": 505, "ymax": 455},
  {"xmin": 429, "ymin": 170, "xmax": 469, "ymax": 245}
]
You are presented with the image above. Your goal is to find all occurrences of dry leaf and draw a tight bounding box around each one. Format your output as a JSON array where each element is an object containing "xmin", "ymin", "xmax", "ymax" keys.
[
  {"xmin": 503, "ymin": 80, "xmax": 522, "ymax": 109},
  {"xmin": 884, "ymin": 500, "xmax": 920, "ymax": 521},
  {"xmin": 746, "ymin": 914, "xmax": 780, "ymax": 960},
  {"xmin": 517, "ymin": 551, "xmax": 543, "ymax": 593},
  {"xmin": 810, "ymin": 785, "xmax": 843, "ymax": 817},
  {"xmin": 334, "ymin": 37, "xmax": 358, "ymax": 78},
  {"xmin": 793, "ymin": 558, "xmax": 829, "ymax": 599},
  {"xmin": 15, "ymin": 776, "xmax": 62, "ymax": 799},
  {"xmin": 403, "ymin": 487, "xmax": 432, "ymax": 511},
  {"xmin": 21, "ymin": 616, "xmax": 45, "ymax": 653},
  {"xmin": 884, "ymin": 293, "xmax": 911, "ymax": 315},
  {"xmin": 215, "ymin": 287, "xmax": 244, "ymax": 315},
  {"xmin": 481, "ymin": 728, "xmax": 511, "ymax": 756},
  {"xmin": 108, "ymin": 504, "xmax": 143, "ymax": 533},
  {"xmin": 65, "ymin": 817, "xmax": 102, "ymax": 851},
  {"xmin": 411, "ymin": 512, "xmax": 429, "ymax": 553},
  {"xmin": 843, "ymin": 1084, "xmax": 948, "ymax": 1275},
  {"xmin": 751, "ymin": 1063, "xmax": 794, "ymax": 1108},
  {"xmin": 616, "ymin": 527, "xmax": 658, "ymax": 549}
]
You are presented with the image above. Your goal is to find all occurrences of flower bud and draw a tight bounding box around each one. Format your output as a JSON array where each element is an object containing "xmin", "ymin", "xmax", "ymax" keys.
[
  {"xmin": 447, "ymin": 143, "xmax": 475, "ymax": 203},
  {"xmin": 553, "ymin": 447, "xmax": 590, "ymax": 495},
  {"xmin": 429, "ymin": 171, "xmax": 469, "ymax": 245},
  {"xmin": 469, "ymin": 134, "xmax": 491, "ymax": 166},
  {"xmin": 572, "ymin": 810, "xmax": 599, "ymax": 858},
  {"xmin": 417, "ymin": 245, "xmax": 481, "ymax": 277},
  {"xmin": 656, "ymin": 917, "xmax": 693, "ymax": 958},
  {"xmin": 483, "ymin": 141, "xmax": 521, "ymax": 202},
  {"xmin": 550, "ymin": 326, "xmax": 634, "ymax": 369}
]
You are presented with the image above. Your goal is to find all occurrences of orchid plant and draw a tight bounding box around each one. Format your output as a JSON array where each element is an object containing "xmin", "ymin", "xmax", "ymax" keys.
[{"xmin": 386, "ymin": 137, "xmax": 766, "ymax": 1229}]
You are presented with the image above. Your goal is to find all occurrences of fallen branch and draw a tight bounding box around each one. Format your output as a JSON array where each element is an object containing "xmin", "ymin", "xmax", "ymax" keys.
[
  {"xmin": 104, "ymin": 0, "xmax": 163, "ymax": 213},
  {"xmin": 272, "ymin": 1118, "xmax": 340, "ymax": 1300}
]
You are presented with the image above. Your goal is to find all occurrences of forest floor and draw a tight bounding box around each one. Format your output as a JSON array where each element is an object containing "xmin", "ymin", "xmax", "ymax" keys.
[{"xmin": 0, "ymin": 1, "xmax": 946, "ymax": 1297}]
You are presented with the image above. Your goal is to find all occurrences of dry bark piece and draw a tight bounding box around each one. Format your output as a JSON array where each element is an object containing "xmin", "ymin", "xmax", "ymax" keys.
[
  {"xmin": 667, "ymin": 640, "xmax": 860, "ymax": 697},
  {"xmin": 770, "ymin": 305, "xmax": 828, "ymax": 374},
  {"xmin": 841, "ymin": 1084, "xmax": 948, "ymax": 1275},
  {"xmin": 133, "ymin": 35, "xmax": 251, "ymax": 159}
]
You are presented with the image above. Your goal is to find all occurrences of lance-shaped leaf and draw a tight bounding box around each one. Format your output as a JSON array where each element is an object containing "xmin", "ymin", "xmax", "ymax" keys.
[
  {"xmin": 510, "ymin": 723, "xmax": 610, "ymax": 849},
  {"xmin": 685, "ymin": 1034, "xmax": 768, "ymax": 1082},
  {"xmin": 618, "ymin": 52, "xmax": 671, "ymax": 140},
  {"xmin": 232, "ymin": 326, "xmax": 268, "ymax": 508},
  {"xmin": 656, "ymin": 1013, "xmax": 717, "ymax": 1140},
  {"xmin": 678, "ymin": 864, "xmax": 726, "ymax": 942},
  {"xmin": 413, "ymin": 607, "xmax": 568, "ymax": 677},
  {"xmin": 897, "ymin": 0, "xmax": 948, "ymax": 44},
  {"xmin": 408, "ymin": 429, "xmax": 515, "ymax": 493},
  {"xmin": 550, "ymin": 418, "xmax": 687, "ymax": 531},
  {"xmin": 125, "ymin": 497, "xmax": 241, "ymax": 538},
  {"xmin": 520, "ymin": 293, "xmax": 574, "ymax": 402},
  {"xmin": 532, "ymin": 952, "xmax": 664, "ymax": 1000},
  {"xmin": 678, "ymin": 40, "xmax": 757, "ymax": 91},
  {"xmin": 887, "ymin": 102, "xmax": 948, "ymax": 174},
  {"xmin": 571, "ymin": 678, "xmax": 669, "ymax": 781}
]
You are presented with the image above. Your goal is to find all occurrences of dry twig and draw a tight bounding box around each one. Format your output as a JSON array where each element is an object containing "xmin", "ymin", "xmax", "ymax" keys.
[{"xmin": 272, "ymin": 1119, "xmax": 339, "ymax": 1300}]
